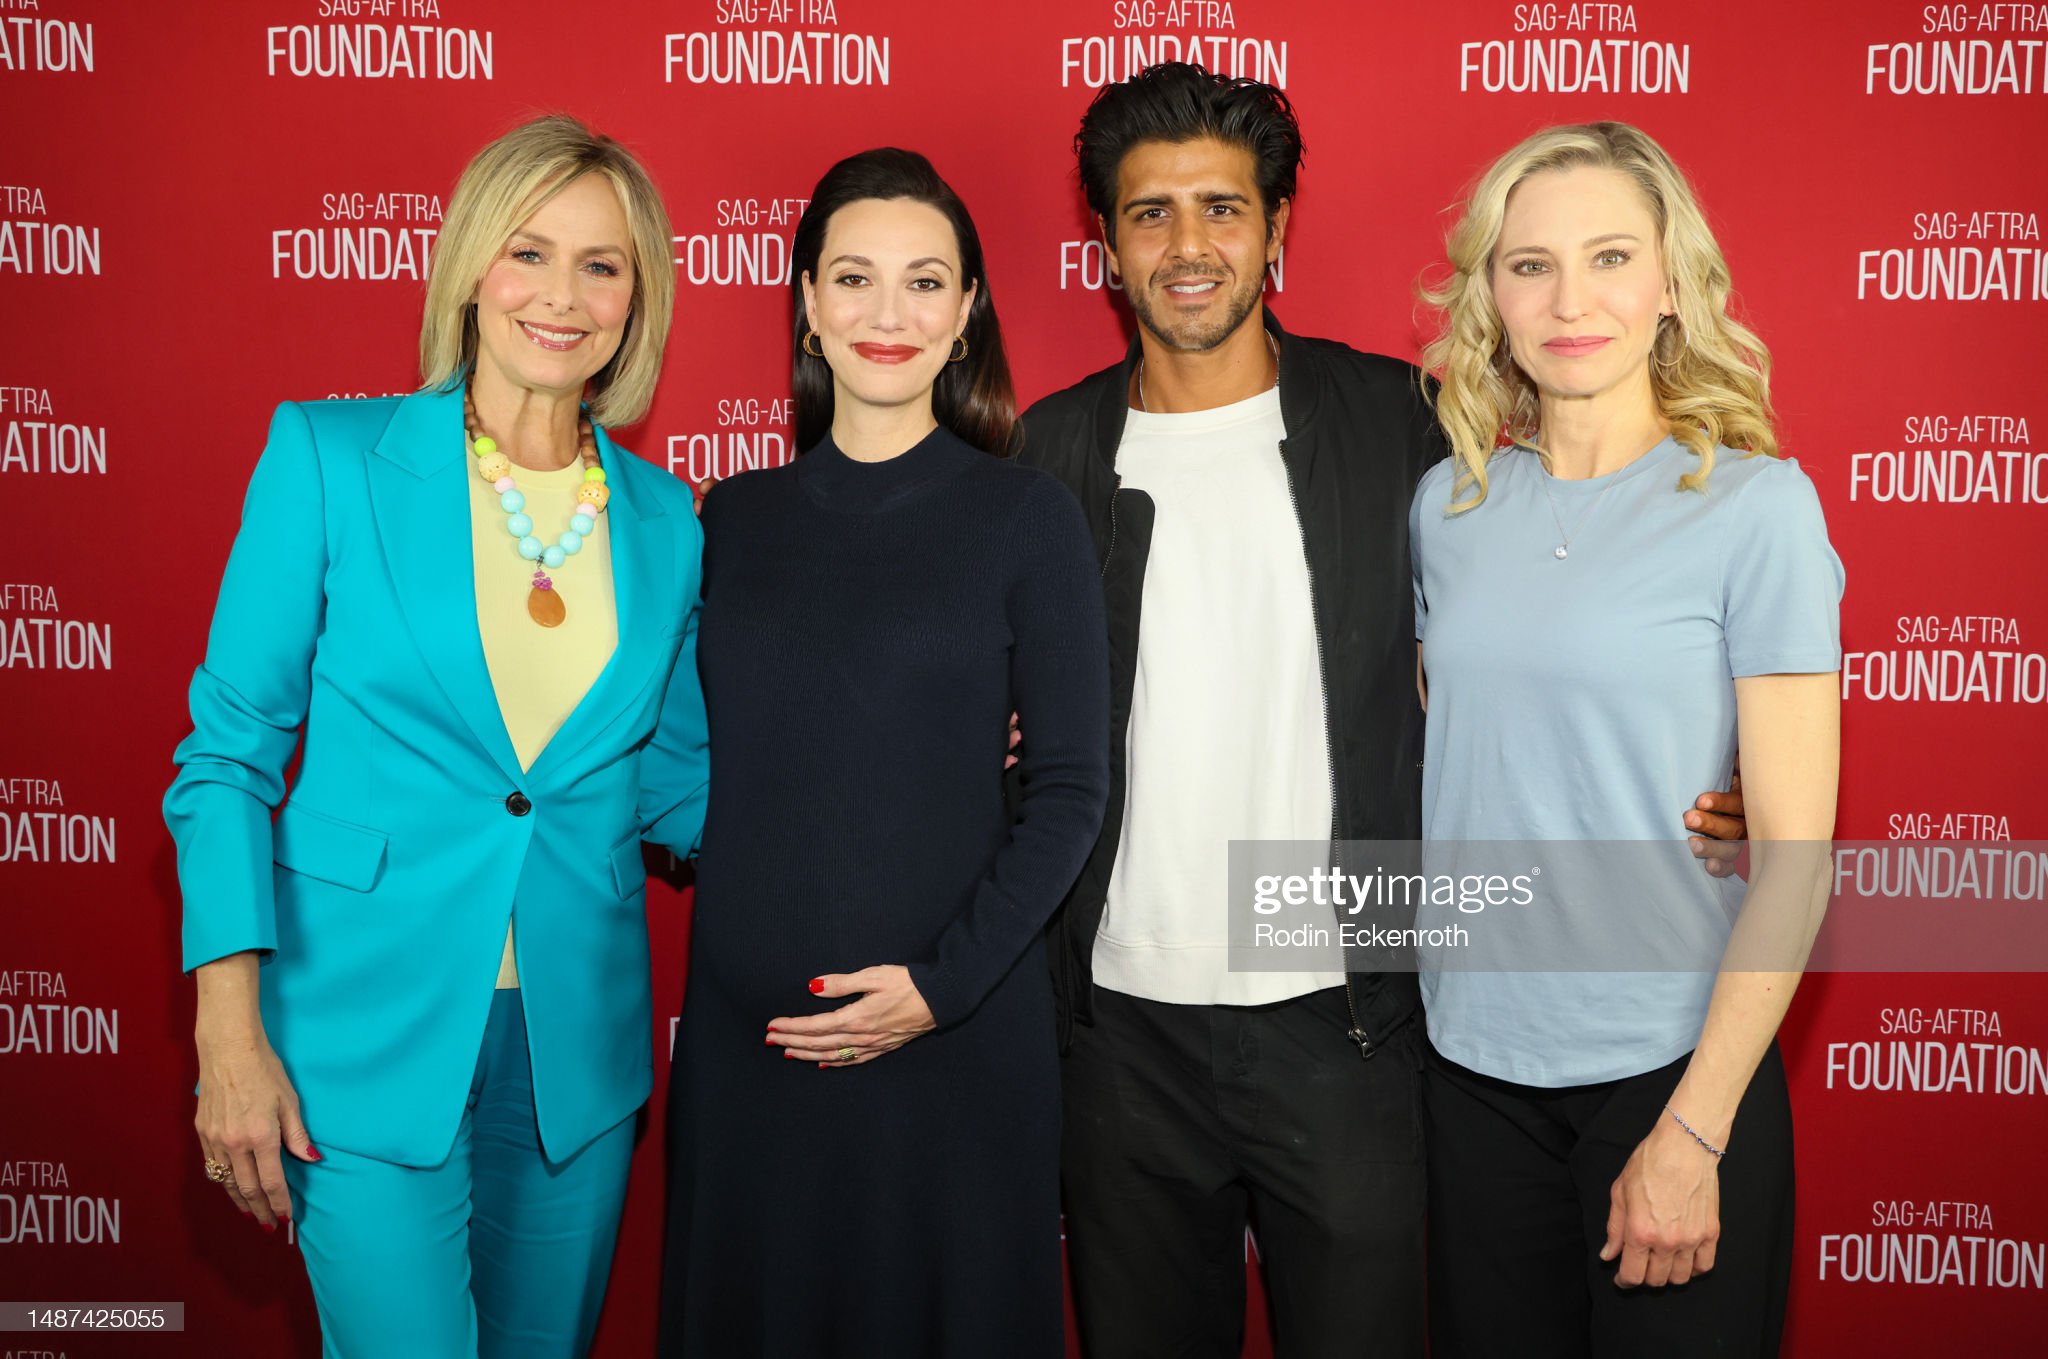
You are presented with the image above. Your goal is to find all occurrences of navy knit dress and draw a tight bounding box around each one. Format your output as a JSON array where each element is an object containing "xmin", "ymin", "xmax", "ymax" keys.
[{"xmin": 658, "ymin": 426, "xmax": 1110, "ymax": 1357}]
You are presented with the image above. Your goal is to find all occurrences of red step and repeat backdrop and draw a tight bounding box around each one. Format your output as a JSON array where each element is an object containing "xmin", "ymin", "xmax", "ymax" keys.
[{"xmin": 4, "ymin": 1, "xmax": 2046, "ymax": 1354}]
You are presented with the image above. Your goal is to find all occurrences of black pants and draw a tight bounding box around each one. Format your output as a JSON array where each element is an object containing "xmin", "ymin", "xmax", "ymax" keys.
[
  {"xmin": 1423, "ymin": 1039, "xmax": 1794, "ymax": 1359},
  {"xmin": 1060, "ymin": 985, "xmax": 1426, "ymax": 1359}
]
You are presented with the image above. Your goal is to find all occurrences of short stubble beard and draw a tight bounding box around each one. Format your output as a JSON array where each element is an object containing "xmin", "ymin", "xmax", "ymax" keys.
[{"xmin": 1125, "ymin": 262, "xmax": 1266, "ymax": 354}]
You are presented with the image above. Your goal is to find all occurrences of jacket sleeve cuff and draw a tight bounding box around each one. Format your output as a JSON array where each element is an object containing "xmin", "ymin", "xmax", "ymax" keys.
[{"xmin": 170, "ymin": 789, "xmax": 278, "ymax": 973}]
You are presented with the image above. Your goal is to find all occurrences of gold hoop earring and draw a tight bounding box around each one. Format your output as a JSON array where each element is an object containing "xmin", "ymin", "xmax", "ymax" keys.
[
  {"xmin": 949, "ymin": 336, "xmax": 969, "ymax": 364},
  {"xmin": 802, "ymin": 331, "xmax": 824, "ymax": 358}
]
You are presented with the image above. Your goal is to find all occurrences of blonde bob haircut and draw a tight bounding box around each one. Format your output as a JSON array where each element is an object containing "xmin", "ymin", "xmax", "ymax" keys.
[
  {"xmin": 1419, "ymin": 121, "xmax": 1776, "ymax": 513},
  {"xmin": 420, "ymin": 114, "xmax": 675, "ymax": 429}
]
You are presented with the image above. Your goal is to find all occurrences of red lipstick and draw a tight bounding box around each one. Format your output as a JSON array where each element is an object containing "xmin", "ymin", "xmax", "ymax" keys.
[{"xmin": 852, "ymin": 343, "xmax": 920, "ymax": 364}]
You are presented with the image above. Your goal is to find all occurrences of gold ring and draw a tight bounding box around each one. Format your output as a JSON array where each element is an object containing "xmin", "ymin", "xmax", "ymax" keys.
[
  {"xmin": 203, "ymin": 1158, "xmax": 232, "ymax": 1184},
  {"xmin": 836, "ymin": 1047, "xmax": 857, "ymax": 1063}
]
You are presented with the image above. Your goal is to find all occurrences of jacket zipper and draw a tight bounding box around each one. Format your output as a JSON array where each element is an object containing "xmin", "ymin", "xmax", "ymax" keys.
[
  {"xmin": 1100, "ymin": 477, "xmax": 1121, "ymax": 579},
  {"xmin": 1276, "ymin": 437, "xmax": 1376, "ymax": 1059},
  {"xmin": 1073, "ymin": 472, "xmax": 1119, "ymax": 1034}
]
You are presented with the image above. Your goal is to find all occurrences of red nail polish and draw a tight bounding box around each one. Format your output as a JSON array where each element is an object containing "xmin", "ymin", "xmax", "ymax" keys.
[
  {"xmin": 763, "ymin": 1035, "xmax": 776, "ymax": 1045},
  {"xmin": 261, "ymin": 1222, "xmax": 276, "ymax": 1234},
  {"xmin": 304, "ymin": 1144, "xmax": 323, "ymax": 1163},
  {"xmin": 783, "ymin": 1050, "xmax": 797, "ymax": 1059},
  {"xmin": 808, "ymin": 978, "xmax": 825, "ymax": 994}
]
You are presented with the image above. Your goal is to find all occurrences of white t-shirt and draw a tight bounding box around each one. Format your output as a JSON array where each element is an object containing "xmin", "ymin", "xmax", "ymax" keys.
[{"xmin": 1093, "ymin": 385, "xmax": 1342, "ymax": 1005}]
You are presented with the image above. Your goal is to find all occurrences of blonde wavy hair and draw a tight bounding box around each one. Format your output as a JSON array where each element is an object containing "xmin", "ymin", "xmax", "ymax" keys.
[
  {"xmin": 1419, "ymin": 121, "xmax": 1776, "ymax": 512},
  {"xmin": 421, "ymin": 114, "xmax": 675, "ymax": 428}
]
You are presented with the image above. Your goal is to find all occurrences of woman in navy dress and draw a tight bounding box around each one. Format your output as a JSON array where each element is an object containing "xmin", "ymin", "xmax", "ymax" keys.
[{"xmin": 658, "ymin": 149, "xmax": 1110, "ymax": 1357}]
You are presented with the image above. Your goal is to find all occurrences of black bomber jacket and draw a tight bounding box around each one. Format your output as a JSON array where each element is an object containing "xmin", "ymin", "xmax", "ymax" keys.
[{"xmin": 1015, "ymin": 310, "xmax": 1449, "ymax": 1059}]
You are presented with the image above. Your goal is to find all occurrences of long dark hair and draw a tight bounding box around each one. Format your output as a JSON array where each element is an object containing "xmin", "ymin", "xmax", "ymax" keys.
[{"xmin": 791, "ymin": 148, "xmax": 1017, "ymax": 456}]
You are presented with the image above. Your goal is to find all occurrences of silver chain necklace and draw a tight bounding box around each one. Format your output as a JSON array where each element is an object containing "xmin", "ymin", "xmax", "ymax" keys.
[
  {"xmin": 1537, "ymin": 460, "xmax": 1615, "ymax": 561},
  {"xmin": 1138, "ymin": 330, "xmax": 1280, "ymax": 413},
  {"xmin": 1536, "ymin": 433, "xmax": 1671, "ymax": 558}
]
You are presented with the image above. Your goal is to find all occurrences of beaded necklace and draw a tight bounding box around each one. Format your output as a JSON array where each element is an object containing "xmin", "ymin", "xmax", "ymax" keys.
[{"xmin": 464, "ymin": 390, "xmax": 610, "ymax": 628}]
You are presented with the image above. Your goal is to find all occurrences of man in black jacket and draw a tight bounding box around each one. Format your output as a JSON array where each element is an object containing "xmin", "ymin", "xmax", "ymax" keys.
[
  {"xmin": 1015, "ymin": 64, "xmax": 1441, "ymax": 1356},
  {"xmin": 1018, "ymin": 61, "xmax": 1751, "ymax": 1358}
]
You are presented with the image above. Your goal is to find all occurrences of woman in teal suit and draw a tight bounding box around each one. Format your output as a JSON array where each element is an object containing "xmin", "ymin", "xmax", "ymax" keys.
[{"xmin": 165, "ymin": 116, "xmax": 707, "ymax": 1358}]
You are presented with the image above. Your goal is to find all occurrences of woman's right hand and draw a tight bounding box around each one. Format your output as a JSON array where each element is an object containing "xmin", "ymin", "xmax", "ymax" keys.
[{"xmin": 193, "ymin": 953, "xmax": 319, "ymax": 1229}]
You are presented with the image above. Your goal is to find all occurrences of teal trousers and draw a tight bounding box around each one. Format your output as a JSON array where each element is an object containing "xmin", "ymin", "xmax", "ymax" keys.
[{"xmin": 284, "ymin": 990, "xmax": 637, "ymax": 1358}]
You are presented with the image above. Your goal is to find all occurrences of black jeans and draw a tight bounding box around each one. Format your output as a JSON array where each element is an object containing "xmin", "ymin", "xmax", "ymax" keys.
[
  {"xmin": 1060, "ymin": 985, "xmax": 1426, "ymax": 1359},
  {"xmin": 1423, "ymin": 1039, "xmax": 1794, "ymax": 1359}
]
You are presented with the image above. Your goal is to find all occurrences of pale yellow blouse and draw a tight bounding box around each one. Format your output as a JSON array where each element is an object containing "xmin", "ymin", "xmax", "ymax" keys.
[{"xmin": 468, "ymin": 455, "xmax": 617, "ymax": 987}]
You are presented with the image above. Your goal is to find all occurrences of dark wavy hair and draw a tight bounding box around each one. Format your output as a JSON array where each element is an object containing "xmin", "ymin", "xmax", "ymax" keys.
[
  {"xmin": 1075, "ymin": 62, "xmax": 1304, "ymax": 245},
  {"xmin": 791, "ymin": 149, "xmax": 1017, "ymax": 456}
]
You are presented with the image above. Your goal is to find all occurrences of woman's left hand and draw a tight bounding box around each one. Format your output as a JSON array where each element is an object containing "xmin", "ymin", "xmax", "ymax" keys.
[
  {"xmin": 765, "ymin": 965, "xmax": 935, "ymax": 1068},
  {"xmin": 1600, "ymin": 1118, "xmax": 1723, "ymax": 1287}
]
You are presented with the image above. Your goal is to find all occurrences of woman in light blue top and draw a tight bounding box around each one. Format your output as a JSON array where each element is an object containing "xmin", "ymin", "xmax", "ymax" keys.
[
  {"xmin": 167, "ymin": 116, "xmax": 708, "ymax": 1357},
  {"xmin": 1411, "ymin": 122, "xmax": 1841, "ymax": 1358}
]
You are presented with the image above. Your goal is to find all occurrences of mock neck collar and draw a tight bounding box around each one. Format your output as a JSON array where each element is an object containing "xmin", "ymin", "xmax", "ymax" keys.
[{"xmin": 797, "ymin": 424, "xmax": 972, "ymax": 513}]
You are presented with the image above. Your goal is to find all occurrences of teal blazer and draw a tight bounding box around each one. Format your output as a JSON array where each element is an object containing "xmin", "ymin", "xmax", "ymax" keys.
[{"xmin": 165, "ymin": 385, "xmax": 709, "ymax": 1166}]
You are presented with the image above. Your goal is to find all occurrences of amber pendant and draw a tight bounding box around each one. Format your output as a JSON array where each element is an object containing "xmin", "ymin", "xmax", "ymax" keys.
[{"xmin": 527, "ymin": 570, "xmax": 566, "ymax": 628}]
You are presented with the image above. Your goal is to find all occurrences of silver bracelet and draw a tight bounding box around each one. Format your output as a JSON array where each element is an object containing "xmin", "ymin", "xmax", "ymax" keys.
[{"xmin": 1663, "ymin": 1104, "xmax": 1726, "ymax": 1160}]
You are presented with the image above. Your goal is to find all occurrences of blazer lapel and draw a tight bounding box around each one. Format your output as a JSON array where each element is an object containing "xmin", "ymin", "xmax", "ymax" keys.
[
  {"xmin": 525, "ymin": 425, "xmax": 675, "ymax": 784},
  {"xmin": 365, "ymin": 386, "xmax": 525, "ymax": 787}
]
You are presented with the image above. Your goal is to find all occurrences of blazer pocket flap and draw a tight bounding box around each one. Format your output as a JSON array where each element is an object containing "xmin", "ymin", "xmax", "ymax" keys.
[
  {"xmin": 273, "ymin": 804, "xmax": 388, "ymax": 893},
  {"xmin": 610, "ymin": 832, "xmax": 648, "ymax": 899}
]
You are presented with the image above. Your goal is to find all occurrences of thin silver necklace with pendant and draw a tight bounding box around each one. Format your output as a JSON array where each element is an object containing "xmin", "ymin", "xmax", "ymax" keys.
[{"xmin": 1537, "ymin": 457, "xmax": 1615, "ymax": 560}]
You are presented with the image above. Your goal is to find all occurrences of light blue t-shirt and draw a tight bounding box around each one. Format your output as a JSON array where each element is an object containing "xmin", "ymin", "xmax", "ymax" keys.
[{"xmin": 1410, "ymin": 438, "xmax": 1844, "ymax": 1087}]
